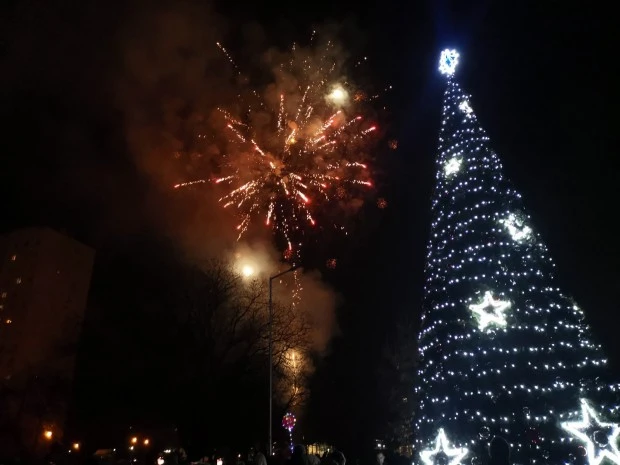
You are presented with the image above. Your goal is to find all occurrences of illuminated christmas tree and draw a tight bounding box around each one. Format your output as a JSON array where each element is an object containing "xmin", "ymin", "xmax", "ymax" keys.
[{"xmin": 415, "ymin": 49, "xmax": 620, "ymax": 465}]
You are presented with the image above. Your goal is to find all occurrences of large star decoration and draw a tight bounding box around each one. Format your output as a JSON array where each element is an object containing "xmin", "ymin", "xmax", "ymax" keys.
[
  {"xmin": 439, "ymin": 49, "xmax": 460, "ymax": 76},
  {"xmin": 469, "ymin": 291, "xmax": 510, "ymax": 331},
  {"xmin": 562, "ymin": 399, "xmax": 620, "ymax": 465},
  {"xmin": 420, "ymin": 429, "xmax": 468, "ymax": 465},
  {"xmin": 444, "ymin": 157, "xmax": 462, "ymax": 177},
  {"xmin": 500, "ymin": 213, "xmax": 532, "ymax": 242},
  {"xmin": 458, "ymin": 100, "xmax": 473, "ymax": 117}
]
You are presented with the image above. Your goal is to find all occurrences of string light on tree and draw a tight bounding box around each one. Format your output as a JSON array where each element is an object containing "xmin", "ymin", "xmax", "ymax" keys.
[
  {"xmin": 420, "ymin": 429, "xmax": 468, "ymax": 465},
  {"xmin": 444, "ymin": 157, "xmax": 462, "ymax": 177},
  {"xmin": 562, "ymin": 399, "xmax": 620, "ymax": 465},
  {"xmin": 499, "ymin": 213, "xmax": 532, "ymax": 242},
  {"xmin": 468, "ymin": 291, "xmax": 510, "ymax": 331},
  {"xmin": 415, "ymin": 47, "xmax": 620, "ymax": 465}
]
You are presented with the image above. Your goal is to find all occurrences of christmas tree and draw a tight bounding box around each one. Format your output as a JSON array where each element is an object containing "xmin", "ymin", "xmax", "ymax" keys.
[{"xmin": 414, "ymin": 49, "xmax": 620, "ymax": 465}]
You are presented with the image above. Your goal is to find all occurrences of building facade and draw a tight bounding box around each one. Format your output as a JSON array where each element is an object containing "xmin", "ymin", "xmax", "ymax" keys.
[{"xmin": 0, "ymin": 227, "xmax": 95, "ymax": 454}]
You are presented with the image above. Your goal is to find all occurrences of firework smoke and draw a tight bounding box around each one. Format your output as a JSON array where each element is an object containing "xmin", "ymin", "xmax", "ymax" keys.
[{"xmin": 105, "ymin": 5, "xmax": 357, "ymax": 353}]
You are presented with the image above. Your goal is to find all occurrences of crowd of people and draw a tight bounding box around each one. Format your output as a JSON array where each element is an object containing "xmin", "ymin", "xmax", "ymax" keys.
[
  {"xmin": 146, "ymin": 436, "xmax": 511, "ymax": 465},
  {"xmin": 191, "ymin": 444, "xmax": 390, "ymax": 465}
]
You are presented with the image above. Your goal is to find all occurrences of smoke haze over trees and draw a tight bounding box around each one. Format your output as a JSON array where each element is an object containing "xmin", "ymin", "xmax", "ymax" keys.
[{"xmin": 74, "ymin": 250, "xmax": 315, "ymax": 449}]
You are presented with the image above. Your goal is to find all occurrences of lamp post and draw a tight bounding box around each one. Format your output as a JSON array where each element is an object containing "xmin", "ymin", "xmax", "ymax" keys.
[{"xmin": 268, "ymin": 265, "xmax": 298, "ymax": 456}]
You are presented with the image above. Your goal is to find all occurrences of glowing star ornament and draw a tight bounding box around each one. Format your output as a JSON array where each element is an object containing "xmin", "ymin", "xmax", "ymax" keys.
[
  {"xmin": 500, "ymin": 213, "xmax": 533, "ymax": 242},
  {"xmin": 420, "ymin": 429, "xmax": 468, "ymax": 465},
  {"xmin": 562, "ymin": 399, "xmax": 620, "ymax": 465},
  {"xmin": 458, "ymin": 100, "xmax": 473, "ymax": 116},
  {"xmin": 444, "ymin": 157, "xmax": 462, "ymax": 177},
  {"xmin": 439, "ymin": 49, "xmax": 460, "ymax": 76},
  {"xmin": 468, "ymin": 291, "xmax": 510, "ymax": 330}
]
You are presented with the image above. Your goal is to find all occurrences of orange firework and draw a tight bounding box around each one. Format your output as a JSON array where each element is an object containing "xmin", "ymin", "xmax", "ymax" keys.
[{"xmin": 175, "ymin": 38, "xmax": 379, "ymax": 258}]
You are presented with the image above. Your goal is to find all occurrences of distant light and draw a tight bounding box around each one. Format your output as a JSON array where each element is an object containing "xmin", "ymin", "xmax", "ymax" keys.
[
  {"xmin": 158, "ymin": 458, "xmax": 165, "ymax": 465},
  {"xmin": 44, "ymin": 430, "xmax": 53, "ymax": 440},
  {"xmin": 131, "ymin": 437, "xmax": 138, "ymax": 444},
  {"xmin": 144, "ymin": 438, "xmax": 150, "ymax": 446},
  {"xmin": 242, "ymin": 265, "xmax": 255, "ymax": 277},
  {"xmin": 73, "ymin": 443, "xmax": 80, "ymax": 450}
]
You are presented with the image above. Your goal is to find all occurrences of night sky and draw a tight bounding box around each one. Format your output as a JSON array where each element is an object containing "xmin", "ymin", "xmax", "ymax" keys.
[{"xmin": 0, "ymin": 0, "xmax": 617, "ymax": 453}]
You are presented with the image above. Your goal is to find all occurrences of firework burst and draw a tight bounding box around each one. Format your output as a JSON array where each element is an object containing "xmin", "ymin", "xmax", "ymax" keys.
[{"xmin": 175, "ymin": 37, "xmax": 381, "ymax": 261}]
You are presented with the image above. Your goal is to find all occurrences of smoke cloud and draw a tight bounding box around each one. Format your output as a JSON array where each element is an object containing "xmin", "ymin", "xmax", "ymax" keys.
[
  {"xmin": 110, "ymin": 1, "xmax": 354, "ymax": 352},
  {"xmin": 228, "ymin": 241, "xmax": 340, "ymax": 352},
  {"xmin": 1, "ymin": 0, "xmax": 367, "ymax": 353}
]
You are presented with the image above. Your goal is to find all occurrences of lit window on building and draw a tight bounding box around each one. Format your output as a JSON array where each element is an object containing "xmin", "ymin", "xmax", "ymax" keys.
[
  {"xmin": 16, "ymin": 278, "xmax": 22, "ymax": 284},
  {"xmin": 11, "ymin": 254, "xmax": 17, "ymax": 261}
]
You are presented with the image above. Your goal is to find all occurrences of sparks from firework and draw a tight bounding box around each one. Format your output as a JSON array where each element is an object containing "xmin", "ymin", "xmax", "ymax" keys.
[
  {"xmin": 175, "ymin": 38, "xmax": 378, "ymax": 260},
  {"xmin": 211, "ymin": 107, "xmax": 375, "ymax": 247}
]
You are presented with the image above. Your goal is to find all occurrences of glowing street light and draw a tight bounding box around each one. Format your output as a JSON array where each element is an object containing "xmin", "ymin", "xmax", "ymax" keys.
[
  {"xmin": 242, "ymin": 265, "xmax": 255, "ymax": 278},
  {"xmin": 73, "ymin": 443, "xmax": 80, "ymax": 451},
  {"xmin": 131, "ymin": 436, "xmax": 138, "ymax": 444},
  {"xmin": 44, "ymin": 430, "xmax": 53, "ymax": 440},
  {"xmin": 144, "ymin": 438, "xmax": 150, "ymax": 446}
]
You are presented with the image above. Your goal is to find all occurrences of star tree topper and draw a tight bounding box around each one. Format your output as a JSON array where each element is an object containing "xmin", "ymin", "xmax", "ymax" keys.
[
  {"xmin": 469, "ymin": 291, "xmax": 510, "ymax": 330},
  {"xmin": 562, "ymin": 399, "xmax": 620, "ymax": 465},
  {"xmin": 420, "ymin": 429, "xmax": 468, "ymax": 465},
  {"xmin": 439, "ymin": 49, "xmax": 460, "ymax": 76}
]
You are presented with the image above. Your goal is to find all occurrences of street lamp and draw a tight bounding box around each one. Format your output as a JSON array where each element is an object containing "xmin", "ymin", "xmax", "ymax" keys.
[
  {"xmin": 268, "ymin": 264, "xmax": 299, "ymax": 456},
  {"xmin": 242, "ymin": 265, "xmax": 255, "ymax": 278}
]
